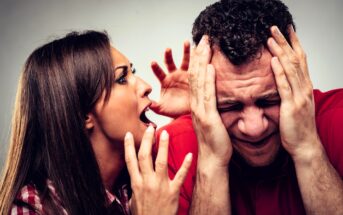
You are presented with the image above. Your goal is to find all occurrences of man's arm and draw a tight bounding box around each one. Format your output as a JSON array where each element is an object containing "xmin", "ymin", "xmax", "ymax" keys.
[
  {"xmin": 267, "ymin": 25, "xmax": 343, "ymax": 215},
  {"xmin": 188, "ymin": 36, "xmax": 231, "ymax": 215}
]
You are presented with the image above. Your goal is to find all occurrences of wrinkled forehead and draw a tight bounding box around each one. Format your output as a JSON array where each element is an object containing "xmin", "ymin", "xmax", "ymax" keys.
[{"xmin": 211, "ymin": 46, "xmax": 277, "ymax": 101}]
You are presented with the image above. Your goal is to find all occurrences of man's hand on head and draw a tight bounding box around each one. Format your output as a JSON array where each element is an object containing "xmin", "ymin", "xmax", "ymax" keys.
[
  {"xmin": 189, "ymin": 35, "xmax": 232, "ymax": 168},
  {"xmin": 267, "ymin": 25, "xmax": 322, "ymax": 163}
]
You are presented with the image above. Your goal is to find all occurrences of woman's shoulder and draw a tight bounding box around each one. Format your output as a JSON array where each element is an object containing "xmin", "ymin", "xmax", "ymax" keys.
[
  {"xmin": 11, "ymin": 183, "xmax": 43, "ymax": 214},
  {"xmin": 11, "ymin": 180, "xmax": 68, "ymax": 215}
]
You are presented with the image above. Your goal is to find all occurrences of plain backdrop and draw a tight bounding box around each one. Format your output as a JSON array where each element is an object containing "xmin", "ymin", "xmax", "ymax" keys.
[{"xmin": 0, "ymin": 0, "xmax": 342, "ymax": 170}]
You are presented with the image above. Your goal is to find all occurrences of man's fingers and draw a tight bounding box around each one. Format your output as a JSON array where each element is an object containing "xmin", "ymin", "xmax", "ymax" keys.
[
  {"xmin": 270, "ymin": 26, "xmax": 294, "ymax": 56},
  {"xmin": 204, "ymin": 64, "xmax": 217, "ymax": 112},
  {"xmin": 171, "ymin": 153, "xmax": 193, "ymax": 188},
  {"xmin": 270, "ymin": 57, "xmax": 292, "ymax": 101},
  {"xmin": 194, "ymin": 35, "xmax": 211, "ymax": 109},
  {"xmin": 164, "ymin": 48, "xmax": 177, "ymax": 72},
  {"xmin": 180, "ymin": 41, "xmax": 191, "ymax": 71},
  {"xmin": 155, "ymin": 130, "xmax": 169, "ymax": 177},
  {"xmin": 137, "ymin": 125, "xmax": 155, "ymax": 175},
  {"xmin": 288, "ymin": 25, "xmax": 313, "ymax": 88},
  {"xmin": 287, "ymin": 25, "xmax": 303, "ymax": 58},
  {"xmin": 124, "ymin": 132, "xmax": 141, "ymax": 182},
  {"xmin": 151, "ymin": 61, "xmax": 166, "ymax": 82},
  {"xmin": 189, "ymin": 46, "xmax": 198, "ymax": 110},
  {"xmin": 267, "ymin": 37, "xmax": 301, "ymax": 94}
]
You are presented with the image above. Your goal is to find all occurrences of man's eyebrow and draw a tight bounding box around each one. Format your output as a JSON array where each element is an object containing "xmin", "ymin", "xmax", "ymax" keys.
[
  {"xmin": 217, "ymin": 99, "xmax": 240, "ymax": 105},
  {"xmin": 256, "ymin": 91, "xmax": 280, "ymax": 100},
  {"xmin": 218, "ymin": 92, "xmax": 280, "ymax": 105}
]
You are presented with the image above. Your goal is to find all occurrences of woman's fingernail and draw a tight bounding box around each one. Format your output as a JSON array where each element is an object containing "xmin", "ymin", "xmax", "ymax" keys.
[
  {"xmin": 125, "ymin": 132, "xmax": 133, "ymax": 140},
  {"xmin": 186, "ymin": 153, "xmax": 193, "ymax": 161},
  {"xmin": 146, "ymin": 125, "xmax": 154, "ymax": 133},
  {"xmin": 161, "ymin": 130, "xmax": 169, "ymax": 140}
]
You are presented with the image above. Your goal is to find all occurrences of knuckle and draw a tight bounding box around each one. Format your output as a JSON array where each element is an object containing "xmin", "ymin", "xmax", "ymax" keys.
[
  {"xmin": 297, "ymin": 99, "xmax": 307, "ymax": 109},
  {"xmin": 131, "ymin": 182, "xmax": 141, "ymax": 191},
  {"xmin": 124, "ymin": 156, "xmax": 133, "ymax": 164},
  {"xmin": 289, "ymin": 55, "xmax": 300, "ymax": 66},
  {"xmin": 304, "ymin": 86, "xmax": 313, "ymax": 97},
  {"xmin": 189, "ymin": 69, "xmax": 196, "ymax": 79},
  {"xmin": 299, "ymin": 51, "xmax": 307, "ymax": 61},
  {"xmin": 138, "ymin": 152, "xmax": 149, "ymax": 162},
  {"xmin": 145, "ymin": 183, "xmax": 157, "ymax": 193},
  {"xmin": 198, "ymin": 117, "xmax": 211, "ymax": 128},
  {"xmin": 155, "ymin": 160, "xmax": 168, "ymax": 169},
  {"xmin": 190, "ymin": 102, "xmax": 197, "ymax": 111}
]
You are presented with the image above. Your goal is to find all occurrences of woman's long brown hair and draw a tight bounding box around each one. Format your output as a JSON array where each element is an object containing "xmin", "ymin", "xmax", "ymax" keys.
[{"xmin": 0, "ymin": 31, "xmax": 115, "ymax": 214}]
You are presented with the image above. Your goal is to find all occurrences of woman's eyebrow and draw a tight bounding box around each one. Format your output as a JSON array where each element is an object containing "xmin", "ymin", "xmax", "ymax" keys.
[{"xmin": 114, "ymin": 65, "xmax": 128, "ymax": 71}]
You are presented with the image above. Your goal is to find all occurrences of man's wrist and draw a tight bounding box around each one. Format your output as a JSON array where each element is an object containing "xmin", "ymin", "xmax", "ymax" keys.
[
  {"xmin": 197, "ymin": 152, "xmax": 231, "ymax": 170},
  {"xmin": 291, "ymin": 137, "xmax": 325, "ymax": 167}
]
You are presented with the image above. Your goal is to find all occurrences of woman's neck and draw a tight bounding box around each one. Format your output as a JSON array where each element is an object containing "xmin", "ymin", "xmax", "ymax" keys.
[{"xmin": 90, "ymin": 134, "xmax": 125, "ymax": 192}]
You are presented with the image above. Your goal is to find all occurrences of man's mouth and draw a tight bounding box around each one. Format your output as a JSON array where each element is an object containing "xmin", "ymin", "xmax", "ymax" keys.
[
  {"xmin": 232, "ymin": 131, "xmax": 277, "ymax": 148},
  {"xmin": 140, "ymin": 106, "xmax": 157, "ymax": 128}
]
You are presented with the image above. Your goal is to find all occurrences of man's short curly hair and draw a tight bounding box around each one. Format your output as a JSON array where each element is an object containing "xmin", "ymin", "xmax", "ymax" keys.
[{"xmin": 192, "ymin": 0, "xmax": 295, "ymax": 65}]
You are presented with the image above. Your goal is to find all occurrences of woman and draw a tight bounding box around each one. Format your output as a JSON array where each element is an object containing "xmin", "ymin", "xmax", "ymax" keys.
[{"xmin": 0, "ymin": 31, "xmax": 192, "ymax": 214}]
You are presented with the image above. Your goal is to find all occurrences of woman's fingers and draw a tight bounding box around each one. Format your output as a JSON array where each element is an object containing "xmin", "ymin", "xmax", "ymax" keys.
[
  {"xmin": 137, "ymin": 126, "xmax": 155, "ymax": 175},
  {"xmin": 124, "ymin": 132, "xmax": 141, "ymax": 182},
  {"xmin": 155, "ymin": 130, "xmax": 169, "ymax": 177},
  {"xmin": 171, "ymin": 153, "xmax": 193, "ymax": 189},
  {"xmin": 180, "ymin": 41, "xmax": 191, "ymax": 71},
  {"xmin": 151, "ymin": 61, "xmax": 166, "ymax": 82},
  {"xmin": 164, "ymin": 48, "xmax": 177, "ymax": 72}
]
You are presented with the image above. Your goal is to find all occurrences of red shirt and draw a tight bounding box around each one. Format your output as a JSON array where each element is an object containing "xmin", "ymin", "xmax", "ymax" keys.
[{"xmin": 155, "ymin": 89, "xmax": 343, "ymax": 215}]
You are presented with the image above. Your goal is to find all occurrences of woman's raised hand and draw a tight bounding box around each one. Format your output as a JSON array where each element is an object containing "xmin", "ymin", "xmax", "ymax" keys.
[{"xmin": 124, "ymin": 126, "xmax": 192, "ymax": 215}]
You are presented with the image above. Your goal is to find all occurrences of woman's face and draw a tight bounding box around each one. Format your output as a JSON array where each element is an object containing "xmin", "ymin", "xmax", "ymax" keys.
[{"xmin": 89, "ymin": 47, "xmax": 155, "ymax": 147}]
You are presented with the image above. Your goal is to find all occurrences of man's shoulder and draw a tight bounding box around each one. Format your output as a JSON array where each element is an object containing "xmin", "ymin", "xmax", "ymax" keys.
[
  {"xmin": 314, "ymin": 88, "xmax": 343, "ymax": 176},
  {"xmin": 314, "ymin": 88, "xmax": 343, "ymax": 116},
  {"xmin": 313, "ymin": 88, "xmax": 343, "ymax": 138}
]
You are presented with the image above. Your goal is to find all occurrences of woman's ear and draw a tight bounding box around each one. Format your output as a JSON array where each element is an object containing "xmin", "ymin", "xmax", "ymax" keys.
[{"xmin": 85, "ymin": 113, "xmax": 95, "ymax": 130}]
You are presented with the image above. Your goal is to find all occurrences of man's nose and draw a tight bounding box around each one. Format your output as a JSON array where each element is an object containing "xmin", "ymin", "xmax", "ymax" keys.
[{"xmin": 237, "ymin": 106, "xmax": 268, "ymax": 138}]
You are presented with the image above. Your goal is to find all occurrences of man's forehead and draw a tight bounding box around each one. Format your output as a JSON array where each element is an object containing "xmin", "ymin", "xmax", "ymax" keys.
[{"xmin": 210, "ymin": 46, "xmax": 272, "ymax": 73}]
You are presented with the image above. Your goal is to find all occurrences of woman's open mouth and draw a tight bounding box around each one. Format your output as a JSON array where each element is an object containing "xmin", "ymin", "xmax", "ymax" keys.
[{"xmin": 140, "ymin": 106, "xmax": 157, "ymax": 128}]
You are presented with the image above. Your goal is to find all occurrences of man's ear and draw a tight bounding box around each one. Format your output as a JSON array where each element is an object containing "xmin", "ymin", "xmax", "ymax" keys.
[{"xmin": 85, "ymin": 113, "xmax": 95, "ymax": 130}]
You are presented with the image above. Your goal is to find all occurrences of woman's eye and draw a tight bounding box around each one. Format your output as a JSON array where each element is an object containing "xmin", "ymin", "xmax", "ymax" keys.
[
  {"xmin": 116, "ymin": 76, "xmax": 127, "ymax": 84},
  {"xmin": 115, "ymin": 71, "xmax": 128, "ymax": 84}
]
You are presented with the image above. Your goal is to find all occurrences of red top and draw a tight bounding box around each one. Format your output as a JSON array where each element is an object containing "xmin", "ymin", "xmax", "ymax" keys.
[{"xmin": 154, "ymin": 89, "xmax": 343, "ymax": 215}]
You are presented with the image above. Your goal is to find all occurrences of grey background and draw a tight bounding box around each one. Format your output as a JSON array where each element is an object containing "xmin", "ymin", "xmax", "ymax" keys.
[{"xmin": 0, "ymin": 0, "xmax": 342, "ymax": 170}]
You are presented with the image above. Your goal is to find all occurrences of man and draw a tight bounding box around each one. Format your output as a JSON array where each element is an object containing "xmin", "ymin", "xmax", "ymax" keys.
[{"xmin": 155, "ymin": 0, "xmax": 343, "ymax": 214}]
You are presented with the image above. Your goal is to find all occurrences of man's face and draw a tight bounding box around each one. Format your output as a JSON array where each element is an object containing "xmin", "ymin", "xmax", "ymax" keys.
[{"xmin": 212, "ymin": 46, "xmax": 281, "ymax": 167}]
